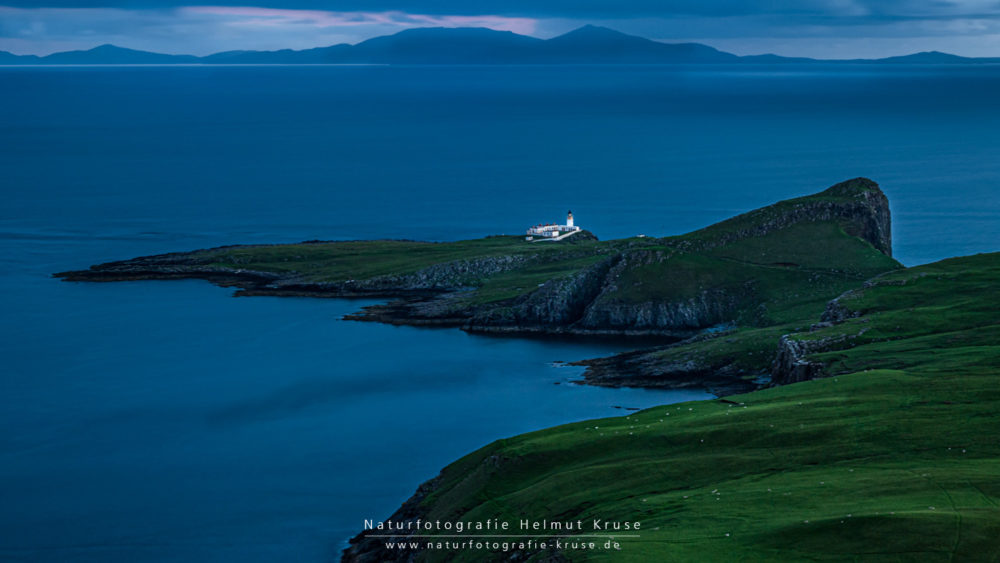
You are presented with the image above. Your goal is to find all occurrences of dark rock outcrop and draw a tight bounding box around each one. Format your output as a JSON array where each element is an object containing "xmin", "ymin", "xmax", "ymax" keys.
[
  {"xmin": 577, "ymin": 286, "xmax": 755, "ymax": 331},
  {"xmin": 470, "ymin": 256, "xmax": 618, "ymax": 327},
  {"xmin": 772, "ymin": 306, "xmax": 871, "ymax": 385},
  {"xmin": 820, "ymin": 292, "xmax": 861, "ymax": 323},
  {"xmin": 577, "ymin": 346, "xmax": 759, "ymax": 396},
  {"xmin": 342, "ymin": 475, "xmax": 442, "ymax": 563},
  {"xmin": 771, "ymin": 335, "xmax": 833, "ymax": 384}
]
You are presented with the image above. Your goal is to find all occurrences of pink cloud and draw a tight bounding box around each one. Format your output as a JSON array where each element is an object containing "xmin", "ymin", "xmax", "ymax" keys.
[{"xmin": 180, "ymin": 6, "xmax": 538, "ymax": 36}]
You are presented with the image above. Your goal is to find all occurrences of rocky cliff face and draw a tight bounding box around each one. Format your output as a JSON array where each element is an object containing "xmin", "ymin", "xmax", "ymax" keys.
[
  {"xmin": 577, "ymin": 344, "xmax": 759, "ymax": 396},
  {"xmin": 577, "ymin": 286, "xmax": 754, "ymax": 330},
  {"xmin": 341, "ymin": 473, "xmax": 441, "ymax": 563},
  {"xmin": 824, "ymin": 178, "xmax": 893, "ymax": 257},
  {"xmin": 469, "ymin": 256, "xmax": 619, "ymax": 327},
  {"xmin": 771, "ymin": 334, "xmax": 839, "ymax": 384},
  {"xmin": 771, "ymin": 299, "xmax": 873, "ymax": 385},
  {"xmin": 685, "ymin": 177, "xmax": 892, "ymax": 257}
]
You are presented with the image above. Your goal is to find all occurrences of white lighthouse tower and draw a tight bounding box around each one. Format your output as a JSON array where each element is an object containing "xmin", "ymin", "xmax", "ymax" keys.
[{"xmin": 567, "ymin": 210, "xmax": 574, "ymax": 228}]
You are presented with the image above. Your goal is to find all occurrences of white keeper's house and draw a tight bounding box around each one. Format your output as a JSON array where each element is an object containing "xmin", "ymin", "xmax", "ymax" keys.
[{"xmin": 526, "ymin": 211, "xmax": 581, "ymax": 241}]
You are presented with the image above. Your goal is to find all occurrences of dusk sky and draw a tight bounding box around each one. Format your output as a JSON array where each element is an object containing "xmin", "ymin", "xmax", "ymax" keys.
[{"xmin": 3, "ymin": 0, "xmax": 1000, "ymax": 58}]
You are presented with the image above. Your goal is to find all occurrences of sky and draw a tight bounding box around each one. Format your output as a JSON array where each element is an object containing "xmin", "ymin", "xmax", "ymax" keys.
[{"xmin": 3, "ymin": 0, "xmax": 1000, "ymax": 58}]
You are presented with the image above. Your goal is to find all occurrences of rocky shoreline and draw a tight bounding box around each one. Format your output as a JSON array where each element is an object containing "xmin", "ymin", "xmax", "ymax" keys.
[
  {"xmin": 56, "ymin": 255, "xmax": 741, "ymax": 391},
  {"xmin": 574, "ymin": 345, "xmax": 760, "ymax": 396}
]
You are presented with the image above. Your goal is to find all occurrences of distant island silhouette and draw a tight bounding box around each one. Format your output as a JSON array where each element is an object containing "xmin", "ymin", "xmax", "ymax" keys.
[{"xmin": 3, "ymin": 25, "xmax": 999, "ymax": 65}]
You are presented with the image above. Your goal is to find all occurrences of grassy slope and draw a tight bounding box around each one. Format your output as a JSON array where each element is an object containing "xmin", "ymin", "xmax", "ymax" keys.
[
  {"xmin": 613, "ymin": 221, "xmax": 899, "ymax": 324},
  {"xmin": 202, "ymin": 236, "xmax": 604, "ymax": 281},
  {"xmin": 396, "ymin": 253, "xmax": 1000, "ymax": 562}
]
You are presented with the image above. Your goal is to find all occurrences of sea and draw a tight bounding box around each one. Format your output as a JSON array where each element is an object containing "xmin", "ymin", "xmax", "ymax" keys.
[{"xmin": 1, "ymin": 64, "xmax": 998, "ymax": 562}]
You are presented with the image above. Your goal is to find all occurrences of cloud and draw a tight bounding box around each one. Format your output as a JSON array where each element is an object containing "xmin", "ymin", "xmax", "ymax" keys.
[
  {"xmin": 180, "ymin": 6, "xmax": 536, "ymax": 34},
  {"xmin": 0, "ymin": 5, "xmax": 538, "ymax": 55},
  {"xmin": 1, "ymin": 0, "xmax": 997, "ymax": 18}
]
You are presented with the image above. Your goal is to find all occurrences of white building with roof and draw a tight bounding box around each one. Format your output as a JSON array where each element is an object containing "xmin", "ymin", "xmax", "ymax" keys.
[{"xmin": 526, "ymin": 211, "xmax": 581, "ymax": 241}]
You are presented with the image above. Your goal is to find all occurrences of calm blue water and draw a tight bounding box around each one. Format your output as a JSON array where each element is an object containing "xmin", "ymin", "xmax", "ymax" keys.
[{"xmin": 1, "ymin": 65, "xmax": 998, "ymax": 561}]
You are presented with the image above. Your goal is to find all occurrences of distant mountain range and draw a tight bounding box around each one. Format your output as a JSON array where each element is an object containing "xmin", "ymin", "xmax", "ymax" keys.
[{"xmin": 4, "ymin": 25, "xmax": 1000, "ymax": 66}]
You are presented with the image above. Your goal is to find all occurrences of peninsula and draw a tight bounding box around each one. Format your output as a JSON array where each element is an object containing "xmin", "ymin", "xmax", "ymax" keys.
[{"xmin": 58, "ymin": 177, "xmax": 898, "ymax": 394}]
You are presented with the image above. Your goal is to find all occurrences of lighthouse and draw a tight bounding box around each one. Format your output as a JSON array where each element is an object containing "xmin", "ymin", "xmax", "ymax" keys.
[{"xmin": 525, "ymin": 210, "xmax": 582, "ymax": 241}]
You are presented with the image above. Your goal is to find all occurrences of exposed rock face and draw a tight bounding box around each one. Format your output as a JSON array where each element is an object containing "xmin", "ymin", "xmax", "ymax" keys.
[
  {"xmin": 470, "ymin": 256, "xmax": 619, "ymax": 326},
  {"xmin": 578, "ymin": 286, "xmax": 754, "ymax": 330},
  {"xmin": 771, "ymin": 335, "xmax": 833, "ymax": 384},
  {"xmin": 577, "ymin": 345, "xmax": 759, "ymax": 396},
  {"xmin": 821, "ymin": 291, "xmax": 862, "ymax": 323},
  {"xmin": 342, "ymin": 475, "xmax": 442, "ymax": 563},
  {"xmin": 772, "ymin": 303, "xmax": 870, "ymax": 385},
  {"xmin": 823, "ymin": 178, "xmax": 893, "ymax": 257}
]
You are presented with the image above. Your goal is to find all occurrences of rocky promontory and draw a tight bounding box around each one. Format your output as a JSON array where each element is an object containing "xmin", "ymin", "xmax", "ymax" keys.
[{"xmin": 57, "ymin": 178, "xmax": 900, "ymax": 394}]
